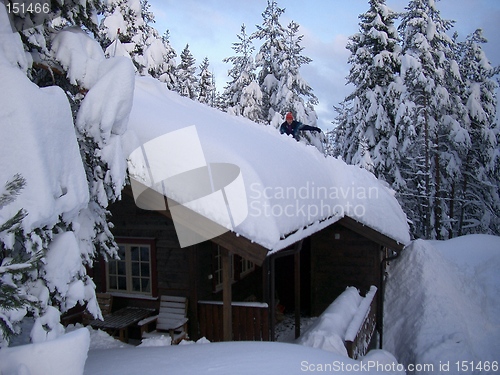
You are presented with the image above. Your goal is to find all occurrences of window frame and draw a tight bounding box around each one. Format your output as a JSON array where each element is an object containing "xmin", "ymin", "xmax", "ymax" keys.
[{"xmin": 105, "ymin": 238, "xmax": 158, "ymax": 297}]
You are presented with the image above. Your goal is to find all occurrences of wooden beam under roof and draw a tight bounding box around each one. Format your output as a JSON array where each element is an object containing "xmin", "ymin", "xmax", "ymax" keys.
[
  {"xmin": 338, "ymin": 216, "xmax": 406, "ymax": 252},
  {"xmin": 123, "ymin": 184, "xmax": 269, "ymax": 266}
]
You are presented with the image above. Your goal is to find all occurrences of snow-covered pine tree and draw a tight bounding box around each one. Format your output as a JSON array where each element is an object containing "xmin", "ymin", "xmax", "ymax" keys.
[
  {"xmin": 398, "ymin": 0, "xmax": 467, "ymax": 239},
  {"xmin": 207, "ymin": 74, "xmax": 223, "ymax": 109},
  {"xmin": 454, "ymin": 29, "xmax": 500, "ymax": 236},
  {"xmin": 251, "ymin": 0, "xmax": 286, "ymax": 123},
  {"xmin": 99, "ymin": 0, "xmax": 177, "ymax": 87},
  {"xmin": 176, "ymin": 44, "xmax": 199, "ymax": 100},
  {"xmin": 142, "ymin": 28, "xmax": 177, "ymax": 89},
  {"xmin": 99, "ymin": 0, "xmax": 148, "ymax": 70},
  {"xmin": 275, "ymin": 20, "xmax": 319, "ymax": 144},
  {"xmin": 2, "ymin": 1, "xmax": 109, "ymax": 346},
  {"xmin": 223, "ymin": 24, "xmax": 263, "ymax": 122},
  {"xmin": 157, "ymin": 31, "xmax": 178, "ymax": 90},
  {"xmin": 323, "ymin": 129, "xmax": 338, "ymax": 158},
  {"xmin": 10, "ymin": 0, "xmax": 102, "ymax": 77},
  {"xmin": 2, "ymin": 0, "xmax": 131, "ymax": 345},
  {"xmin": 0, "ymin": 174, "xmax": 32, "ymax": 344},
  {"xmin": 198, "ymin": 57, "xmax": 214, "ymax": 105},
  {"xmin": 335, "ymin": 0, "xmax": 400, "ymax": 178}
]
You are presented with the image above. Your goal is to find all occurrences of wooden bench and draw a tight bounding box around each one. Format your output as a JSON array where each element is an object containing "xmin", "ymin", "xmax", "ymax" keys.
[{"xmin": 139, "ymin": 295, "xmax": 189, "ymax": 344}]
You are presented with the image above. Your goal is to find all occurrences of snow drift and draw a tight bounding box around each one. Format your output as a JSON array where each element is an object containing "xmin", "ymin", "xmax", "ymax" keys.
[
  {"xmin": 384, "ymin": 235, "xmax": 500, "ymax": 373},
  {"xmin": 0, "ymin": 328, "xmax": 90, "ymax": 375}
]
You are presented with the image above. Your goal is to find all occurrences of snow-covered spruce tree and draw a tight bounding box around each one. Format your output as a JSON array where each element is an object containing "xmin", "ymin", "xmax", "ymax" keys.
[
  {"xmin": 275, "ymin": 20, "xmax": 319, "ymax": 146},
  {"xmin": 156, "ymin": 30, "xmax": 178, "ymax": 90},
  {"xmin": 98, "ymin": 0, "xmax": 147, "ymax": 68},
  {"xmin": 454, "ymin": 29, "xmax": 500, "ymax": 236},
  {"xmin": 212, "ymin": 86, "xmax": 229, "ymax": 112},
  {"xmin": 198, "ymin": 57, "xmax": 215, "ymax": 105},
  {"xmin": 99, "ymin": 0, "xmax": 177, "ymax": 88},
  {"xmin": 176, "ymin": 44, "xmax": 199, "ymax": 100},
  {"xmin": 335, "ymin": 0, "xmax": 400, "ymax": 179},
  {"xmin": 2, "ymin": 0, "xmax": 108, "ymax": 346},
  {"xmin": 0, "ymin": 174, "xmax": 36, "ymax": 344},
  {"xmin": 10, "ymin": 0, "xmax": 102, "ymax": 88},
  {"xmin": 251, "ymin": 0, "xmax": 286, "ymax": 124},
  {"xmin": 223, "ymin": 24, "xmax": 264, "ymax": 122},
  {"xmin": 398, "ymin": 0, "xmax": 468, "ymax": 239},
  {"xmin": 323, "ymin": 129, "xmax": 338, "ymax": 158},
  {"xmin": 2, "ymin": 1, "xmax": 132, "ymax": 345}
]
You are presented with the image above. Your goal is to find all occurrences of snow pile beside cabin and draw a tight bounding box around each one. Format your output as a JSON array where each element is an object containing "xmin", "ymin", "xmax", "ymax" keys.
[
  {"xmin": 125, "ymin": 77, "xmax": 410, "ymax": 252},
  {"xmin": 383, "ymin": 235, "xmax": 500, "ymax": 371}
]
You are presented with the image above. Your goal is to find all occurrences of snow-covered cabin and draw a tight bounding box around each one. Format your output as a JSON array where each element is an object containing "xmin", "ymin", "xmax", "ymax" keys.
[{"xmin": 90, "ymin": 76, "xmax": 410, "ymax": 348}]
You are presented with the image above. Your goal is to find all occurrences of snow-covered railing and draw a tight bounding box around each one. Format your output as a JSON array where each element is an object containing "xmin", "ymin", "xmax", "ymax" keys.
[
  {"xmin": 297, "ymin": 286, "xmax": 377, "ymax": 359},
  {"xmin": 344, "ymin": 286, "xmax": 377, "ymax": 359},
  {"xmin": 198, "ymin": 301, "xmax": 269, "ymax": 342}
]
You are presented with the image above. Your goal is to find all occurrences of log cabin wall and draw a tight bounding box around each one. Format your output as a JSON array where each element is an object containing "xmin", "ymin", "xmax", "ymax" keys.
[
  {"xmin": 310, "ymin": 222, "xmax": 382, "ymax": 316},
  {"xmin": 106, "ymin": 193, "xmax": 266, "ymax": 340},
  {"xmin": 107, "ymin": 193, "xmax": 215, "ymax": 338}
]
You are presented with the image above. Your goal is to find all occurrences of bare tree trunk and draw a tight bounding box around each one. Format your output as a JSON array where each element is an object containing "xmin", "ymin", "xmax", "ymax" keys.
[
  {"xmin": 434, "ymin": 133, "xmax": 441, "ymax": 240},
  {"xmin": 424, "ymin": 96, "xmax": 431, "ymax": 238}
]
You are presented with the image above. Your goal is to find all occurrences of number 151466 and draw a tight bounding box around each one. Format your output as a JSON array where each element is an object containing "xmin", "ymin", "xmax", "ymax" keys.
[{"xmin": 6, "ymin": 2, "xmax": 50, "ymax": 15}]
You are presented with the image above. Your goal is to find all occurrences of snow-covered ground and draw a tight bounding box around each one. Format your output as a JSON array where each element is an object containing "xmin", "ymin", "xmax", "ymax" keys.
[
  {"xmin": 1, "ymin": 235, "xmax": 498, "ymax": 374},
  {"xmin": 1, "ymin": 5, "xmax": 499, "ymax": 373}
]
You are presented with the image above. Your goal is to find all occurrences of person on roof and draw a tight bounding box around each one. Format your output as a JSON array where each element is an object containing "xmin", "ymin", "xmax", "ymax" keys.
[{"xmin": 279, "ymin": 112, "xmax": 321, "ymax": 140}]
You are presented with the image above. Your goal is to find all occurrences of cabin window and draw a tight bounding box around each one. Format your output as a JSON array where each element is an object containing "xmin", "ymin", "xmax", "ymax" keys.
[
  {"xmin": 240, "ymin": 257, "xmax": 255, "ymax": 278},
  {"xmin": 107, "ymin": 241, "xmax": 153, "ymax": 295},
  {"xmin": 212, "ymin": 245, "xmax": 255, "ymax": 292}
]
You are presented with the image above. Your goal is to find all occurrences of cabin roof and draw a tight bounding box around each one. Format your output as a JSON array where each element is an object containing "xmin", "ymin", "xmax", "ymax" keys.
[{"xmin": 124, "ymin": 77, "xmax": 410, "ymax": 265}]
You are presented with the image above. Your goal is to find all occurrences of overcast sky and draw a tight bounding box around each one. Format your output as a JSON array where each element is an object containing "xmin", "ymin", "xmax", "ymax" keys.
[{"xmin": 147, "ymin": 0, "xmax": 500, "ymax": 130}]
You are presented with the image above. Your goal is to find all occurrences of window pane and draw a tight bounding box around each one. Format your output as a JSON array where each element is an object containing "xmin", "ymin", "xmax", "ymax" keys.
[
  {"xmin": 141, "ymin": 263, "xmax": 150, "ymax": 277},
  {"xmin": 117, "ymin": 261, "xmax": 126, "ymax": 275},
  {"xmin": 109, "ymin": 261, "xmax": 117, "ymax": 275},
  {"xmin": 141, "ymin": 247, "xmax": 149, "ymax": 261},
  {"xmin": 132, "ymin": 277, "xmax": 140, "ymax": 292},
  {"xmin": 131, "ymin": 262, "xmax": 140, "ymax": 277},
  {"xmin": 131, "ymin": 246, "xmax": 139, "ymax": 261},
  {"xmin": 118, "ymin": 276, "xmax": 126, "ymax": 290},
  {"xmin": 142, "ymin": 279, "xmax": 150, "ymax": 293},
  {"xmin": 109, "ymin": 276, "xmax": 117, "ymax": 289},
  {"xmin": 117, "ymin": 245, "xmax": 126, "ymax": 259}
]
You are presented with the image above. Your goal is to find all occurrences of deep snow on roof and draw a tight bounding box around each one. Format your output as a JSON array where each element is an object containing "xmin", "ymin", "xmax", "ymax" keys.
[{"xmin": 125, "ymin": 77, "xmax": 410, "ymax": 251}]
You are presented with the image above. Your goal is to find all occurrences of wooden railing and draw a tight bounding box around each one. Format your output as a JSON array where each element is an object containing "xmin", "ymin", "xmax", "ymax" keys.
[
  {"xmin": 198, "ymin": 301, "xmax": 269, "ymax": 342},
  {"xmin": 344, "ymin": 287, "xmax": 377, "ymax": 359}
]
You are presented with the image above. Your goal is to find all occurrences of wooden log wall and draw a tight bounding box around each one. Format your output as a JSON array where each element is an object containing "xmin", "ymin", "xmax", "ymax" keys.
[
  {"xmin": 310, "ymin": 223, "xmax": 382, "ymax": 316},
  {"xmin": 107, "ymin": 193, "xmax": 214, "ymax": 339}
]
